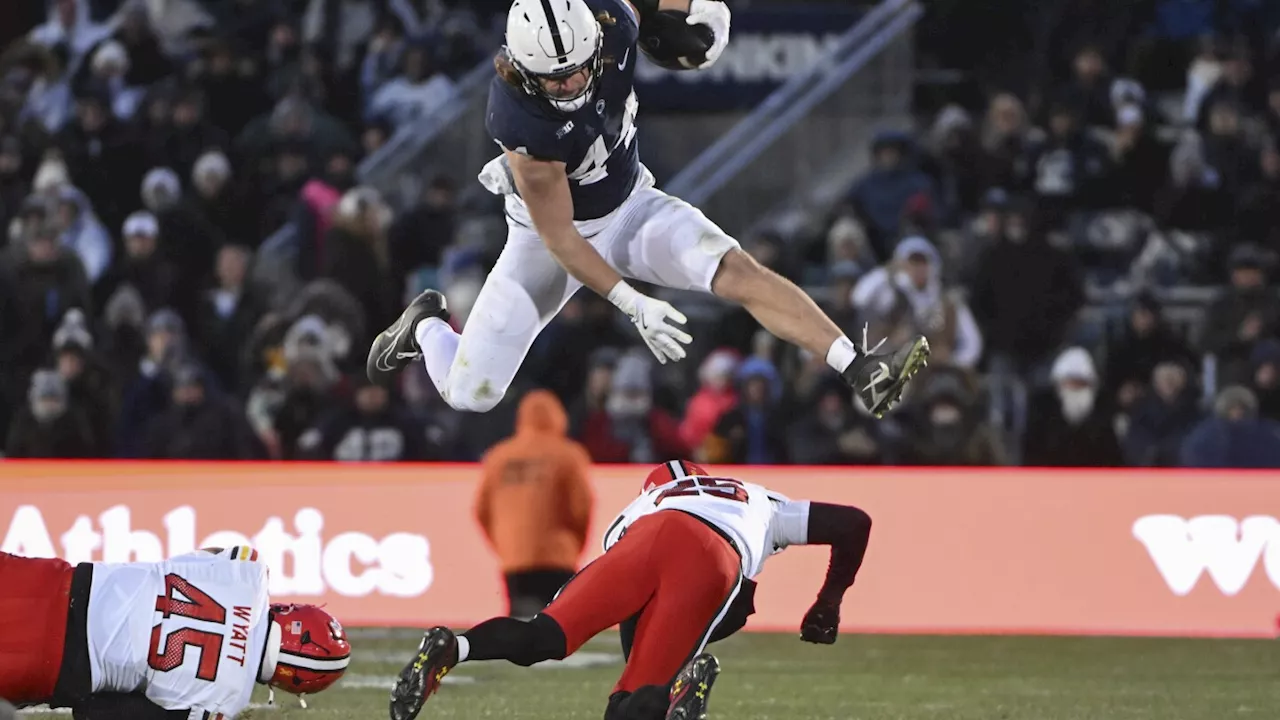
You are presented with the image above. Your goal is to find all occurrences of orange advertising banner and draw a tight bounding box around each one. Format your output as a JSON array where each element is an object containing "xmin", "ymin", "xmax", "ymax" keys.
[{"xmin": 1, "ymin": 461, "xmax": 1277, "ymax": 638}]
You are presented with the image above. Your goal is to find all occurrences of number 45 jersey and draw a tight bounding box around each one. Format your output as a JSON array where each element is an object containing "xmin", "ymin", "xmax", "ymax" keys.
[
  {"xmin": 86, "ymin": 547, "xmax": 276, "ymax": 719},
  {"xmin": 602, "ymin": 463, "xmax": 810, "ymax": 579}
]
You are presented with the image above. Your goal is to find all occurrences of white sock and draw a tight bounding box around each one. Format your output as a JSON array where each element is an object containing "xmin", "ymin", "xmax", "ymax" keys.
[
  {"xmin": 415, "ymin": 317, "xmax": 459, "ymax": 397},
  {"xmin": 826, "ymin": 335, "xmax": 858, "ymax": 374},
  {"xmin": 455, "ymin": 635, "xmax": 470, "ymax": 663}
]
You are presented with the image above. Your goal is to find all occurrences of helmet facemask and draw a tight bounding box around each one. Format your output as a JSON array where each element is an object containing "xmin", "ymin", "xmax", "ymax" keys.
[{"xmin": 505, "ymin": 30, "xmax": 604, "ymax": 113}]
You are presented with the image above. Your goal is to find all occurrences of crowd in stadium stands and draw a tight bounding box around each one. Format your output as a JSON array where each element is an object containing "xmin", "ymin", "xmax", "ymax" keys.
[{"xmin": 2, "ymin": 0, "xmax": 1280, "ymax": 468}]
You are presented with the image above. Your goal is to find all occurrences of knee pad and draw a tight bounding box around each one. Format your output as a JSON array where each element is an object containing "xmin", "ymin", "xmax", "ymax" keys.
[{"xmin": 441, "ymin": 378, "xmax": 506, "ymax": 413}]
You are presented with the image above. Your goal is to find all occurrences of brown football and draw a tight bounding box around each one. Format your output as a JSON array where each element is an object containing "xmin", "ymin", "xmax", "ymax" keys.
[{"xmin": 637, "ymin": 10, "xmax": 715, "ymax": 70}]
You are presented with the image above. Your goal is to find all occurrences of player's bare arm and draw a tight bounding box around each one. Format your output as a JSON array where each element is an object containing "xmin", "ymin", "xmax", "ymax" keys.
[{"xmin": 504, "ymin": 149, "xmax": 624, "ymax": 297}]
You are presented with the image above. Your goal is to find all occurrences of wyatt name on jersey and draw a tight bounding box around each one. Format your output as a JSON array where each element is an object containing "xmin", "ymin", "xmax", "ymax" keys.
[{"xmin": 487, "ymin": 0, "xmax": 642, "ymax": 221}]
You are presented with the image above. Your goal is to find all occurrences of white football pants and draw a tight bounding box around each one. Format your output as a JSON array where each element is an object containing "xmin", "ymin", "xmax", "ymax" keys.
[{"xmin": 418, "ymin": 183, "xmax": 739, "ymax": 412}]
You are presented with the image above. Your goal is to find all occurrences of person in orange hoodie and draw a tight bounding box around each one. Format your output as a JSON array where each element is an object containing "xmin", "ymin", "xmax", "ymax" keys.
[{"xmin": 477, "ymin": 389, "xmax": 594, "ymax": 619}]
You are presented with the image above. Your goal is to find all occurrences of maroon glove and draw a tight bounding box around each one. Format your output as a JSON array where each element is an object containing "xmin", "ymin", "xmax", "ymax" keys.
[{"xmin": 800, "ymin": 598, "xmax": 840, "ymax": 644}]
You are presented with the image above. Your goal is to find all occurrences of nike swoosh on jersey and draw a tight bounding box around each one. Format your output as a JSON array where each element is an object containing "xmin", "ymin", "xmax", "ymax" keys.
[{"xmin": 618, "ymin": 49, "xmax": 629, "ymax": 70}]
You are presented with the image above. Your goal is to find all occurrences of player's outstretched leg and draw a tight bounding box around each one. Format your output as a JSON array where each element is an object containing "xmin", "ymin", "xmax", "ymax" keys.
[
  {"xmin": 366, "ymin": 289, "xmax": 451, "ymax": 385},
  {"xmin": 665, "ymin": 654, "xmax": 720, "ymax": 720},
  {"xmin": 709, "ymin": 250, "xmax": 929, "ymax": 418},
  {"xmin": 389, "ymin": 627, "xmax": 459, "ymax": 720}
]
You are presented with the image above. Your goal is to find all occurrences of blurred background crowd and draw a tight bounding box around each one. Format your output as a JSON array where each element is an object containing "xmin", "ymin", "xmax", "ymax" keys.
[{"xmin": 2, "ymin": 0, "xmax": 1280, "ymax": 469}]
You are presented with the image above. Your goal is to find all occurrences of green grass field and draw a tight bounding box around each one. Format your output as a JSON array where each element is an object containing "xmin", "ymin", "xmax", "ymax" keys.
[{"xmin": 224, "ymin": 629, "xmax": 1280, "ymax": 720}]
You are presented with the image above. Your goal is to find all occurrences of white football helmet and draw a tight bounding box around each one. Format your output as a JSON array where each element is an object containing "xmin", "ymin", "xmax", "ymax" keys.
[{"xmin": 504, "ymin": 0, "xmax": 603, "ymax": 112}]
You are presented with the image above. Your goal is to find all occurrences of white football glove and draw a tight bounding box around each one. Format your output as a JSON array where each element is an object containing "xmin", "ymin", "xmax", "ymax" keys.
[
  {"xmin": 608, "ymin": 281, "xmax": 692, "ymax": 364},
  {"xmin": 687, "ymin": 0, "xmax": 731, "ymax": 69}
]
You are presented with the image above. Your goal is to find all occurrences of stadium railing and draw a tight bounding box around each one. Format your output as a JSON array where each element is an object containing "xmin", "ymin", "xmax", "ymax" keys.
[{"xmin": 663, "ymin": 0, "xmax": 924, "ymax": 240}]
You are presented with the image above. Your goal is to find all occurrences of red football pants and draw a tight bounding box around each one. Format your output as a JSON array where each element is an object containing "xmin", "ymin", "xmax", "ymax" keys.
[
  {"xmin": 0, "ymin": 552, "xmax": 74, "ymax": 703},
  {"xmin": 541, "ymin": 510, "xmax": 742, "ymax": 693}
]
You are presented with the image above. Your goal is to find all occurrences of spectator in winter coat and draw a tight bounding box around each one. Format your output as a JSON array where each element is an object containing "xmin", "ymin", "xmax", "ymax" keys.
[
  {"xmin": 904, "ymin": 369, "xmax": 1006, "ymax": 466},
  {"xmin": 86, "ymin": 40, "xmax": 146, "ymax": 122},
  {"xmin": 320, "ymin": 187, "xmax": 397, "ymax": 341},
  {"xmin": 1055, "ymin": 44, "xmax": 1114, "ymax": 129},
  {"xmin": 577, "ymin": 350, "xmax": 687, "ymax": 464},
  {"xmin": 1102, "ymin": 291, "xmax": 1198, "ymax": 413},
  {"xmin": 680, "ymin": 348, "xmax": 740, "ymax": 457},
  {"xmin": 140, "ymin": 166, "xmax": 225, "ymax": 297},
  {"xmin": 27, "ymin": 0, "xmax": 113, "ymax": 78},
  {"xmin": 244, "ymin": 315, "xmax": 346, "ymax": 459},
  {"xmin": 1122, "ymin": 361, "xmax": 1203, "ymax": 467},
  {"xmin": 1107, "ymin": 104, "xmax": 1170, "ymax": 213},
  {"xmin": 1180, "ymin": 386, "xmax": 1280, "ymax": 468},
  {"xmin": 787, "ymin": 378, "xmax": 903, "ymax": 465},
  {"xmin": 191, "ymin": 150, "xmax": 257, "ymax": 247},
  {"xmin": 844, "ymin": 131, "xmax": 938, "ymax": 259},
  {"xmin": 51, "ymin": 309, "xmax": 115, "ymax": 454},
  {"xmin": 980, "ymin": 93, "xmax": 1035, "ymax": 193},
  {"xmin": 295, "ymin": 378, "xmax": 428, "ymax": 461},
  {"xmin": 477, "ymin": 390, "xmax": 593, "ymax": 619},
  {"xmin": 853, "ymin": 236, "xmax": 983, "ymax": 370},
  {"xmin": 115, "ymin": 308, "xmax": 188, "ymax": 457},
  {"xmin": 970, "ymin": 198, "xmax": 1083, "ymax": 375},
  {"xmin": 1018, "ymin": 100, "xmax": 1112, "ymax": 228},
  {"xmin": 141, "ymin": 363, "xmax": 258, "ymax": 460},
  {"xmin": 1250, "ymin": 339, "xmax": 1280, "ymax": 422},
  {"xmin": 94, "ymin": 210, "xmax": 180, "ymax": 315},
  {"xmin": 5, "ymin": 369, "xmax": 98, "ymax": 458},
  {"xmin": 1201, "ymin": 244, "xmax": 1278, "ymax": 387},
  {"xmin": 705, "ymin": 357, "xmax": 788, "ymax": 465},
  {"xmin": 7, "ymin": 221, "xmax": 92, "ymax": 371},
  {"xmin": 57, "ymin": 87, "xmax": 140, "ymax": 230},
  {"xmin": 193, "ymin": 244, "xmax": 263, "ymax": 393},
  {"xmin": 1023, "ymin": 346, "xmax": 1123, "ymax": 467}
]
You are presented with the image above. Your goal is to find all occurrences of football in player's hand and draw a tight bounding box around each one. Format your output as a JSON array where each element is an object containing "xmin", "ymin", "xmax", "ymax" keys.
[{"xmin": 638, "ymin": 10, "xmax": 715, "ymax": 70}]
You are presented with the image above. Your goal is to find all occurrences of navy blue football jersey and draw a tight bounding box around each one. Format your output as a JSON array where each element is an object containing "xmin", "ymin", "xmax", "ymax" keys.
[{"xmin": 486, "ymin": 0, "xmax": 642, "ymax": 221}]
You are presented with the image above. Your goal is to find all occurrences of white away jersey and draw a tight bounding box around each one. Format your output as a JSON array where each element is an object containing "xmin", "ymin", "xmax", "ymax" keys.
[
  {"xmin": 602, "ymin": 471, "xmax": 810, "ymax": 579},
  {"xmin": 86, "ymin": 547, "xmax": 274, "ymax": 720}
]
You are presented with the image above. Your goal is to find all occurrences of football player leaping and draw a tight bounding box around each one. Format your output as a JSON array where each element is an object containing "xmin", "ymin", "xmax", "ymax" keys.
[
  {"xmin": 389, "ymin": 460, "xmax": 873, "ymax": 720},
  {"xmin": 366, "ymin": 0, "xmax": 929, "ymax": 418},
  {"xmin": 0, "ymin": 546, "xmax": 350, "ymax": 719}
]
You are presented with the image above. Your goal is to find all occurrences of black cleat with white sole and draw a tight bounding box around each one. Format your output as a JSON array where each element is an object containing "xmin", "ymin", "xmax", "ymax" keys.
[
  {"xmin": 841, "ymin": 327, "xmax": 930, "ymax": 419},
  {"xmin": 389, "ymin": 627, "xmax": 459, "ymax": 720},
  {"xmin": 665, "ymin": 653, "xmax": 720, "ymax": 720},
  {"xmin": 367, "ymin": 289, "xmax": 450, "ymax": 385}
]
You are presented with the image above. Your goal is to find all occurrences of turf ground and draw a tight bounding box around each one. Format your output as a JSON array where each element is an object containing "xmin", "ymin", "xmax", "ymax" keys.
[{"xmin": 19, "ymin": 629, "xmax": 1280, "ymax": 720}]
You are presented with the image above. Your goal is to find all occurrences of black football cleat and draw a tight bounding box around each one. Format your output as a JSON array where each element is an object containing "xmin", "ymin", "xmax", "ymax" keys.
[
  {"xmin": 367, "ymin": 289, "xmax": 450, "ymax": 385},
  {"xmin": 841, "ymin": 325, "xmax": 930, "ymax": 419},
  {"xmin": 389, "ymin": 627, "xmax": 459, "ymax": 720},
  {"xmin": 665, "ymin": 653, "xmax": 720, "ymax": 720}
]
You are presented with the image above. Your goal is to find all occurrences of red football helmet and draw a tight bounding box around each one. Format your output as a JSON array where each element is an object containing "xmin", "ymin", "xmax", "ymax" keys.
[
  {"xmin": 642, "ymin": 459, "xmax": 708, "ymax": 493},
  {"xmin": 267, "ymin": 603, "xmax": 351, "ymax": 695}
]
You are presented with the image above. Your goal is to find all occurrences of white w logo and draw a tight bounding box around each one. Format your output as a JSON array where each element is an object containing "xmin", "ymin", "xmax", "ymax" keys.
[{"xmin": 1132, "ymin": 515, "xmax": 1279, "ymax": 596}]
